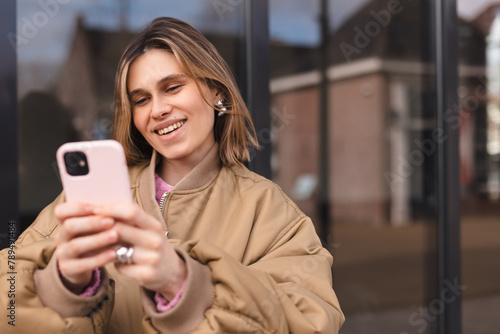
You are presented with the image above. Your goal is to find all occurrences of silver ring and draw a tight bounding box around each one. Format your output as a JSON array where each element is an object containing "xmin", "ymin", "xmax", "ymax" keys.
[
  {"xmin": 125, "ymin": 247, "xmax": 134, "ymax": 264},
  {"xmin": 116, "ymin": 246, "xmax": 134, "ymax": 264}
]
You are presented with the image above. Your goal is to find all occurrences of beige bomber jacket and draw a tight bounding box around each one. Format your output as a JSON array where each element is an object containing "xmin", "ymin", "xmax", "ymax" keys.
[{"xmin": 0, "ymin": 143, "xmax": 344, "ymax": 333}]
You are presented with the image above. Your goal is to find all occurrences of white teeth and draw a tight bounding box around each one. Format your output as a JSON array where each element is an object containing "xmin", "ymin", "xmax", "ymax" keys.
[{"xmin": 157, "ymin": 121, "xmax": 185, "ymax": 136}]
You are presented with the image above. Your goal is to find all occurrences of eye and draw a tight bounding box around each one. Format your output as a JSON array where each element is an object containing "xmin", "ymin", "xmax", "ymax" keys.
[
  {"xmin": 133, "ymin": 97, "xmax": 148, "ymax": 106},
  {"xmin": 166, "ymin": 85, "xmax": 182, "ymax": 93}
]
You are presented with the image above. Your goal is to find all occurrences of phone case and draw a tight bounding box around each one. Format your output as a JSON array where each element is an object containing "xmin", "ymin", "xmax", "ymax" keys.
[{"xmin": 56, "ymin": 140, "xmax": 132, "ymax": 205}]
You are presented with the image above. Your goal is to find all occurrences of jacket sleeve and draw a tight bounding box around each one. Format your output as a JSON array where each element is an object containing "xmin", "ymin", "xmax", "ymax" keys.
[
  {"xmin": 0, "ymin": 194, "xmax": 115, "ymax": 334},
  {"xmin": 140, "ymin": 248, "xmax": 215, "ymax": 333},
  {"xmin": 195, "ymin": 212, "xmax": 343, "ymax": 333},
  {"xmin": 182, "ymin": 214, "xmax": 344, "ymax": 333}
]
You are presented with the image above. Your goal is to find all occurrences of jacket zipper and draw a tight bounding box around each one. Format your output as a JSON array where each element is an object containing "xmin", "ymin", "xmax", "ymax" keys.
[
  {"xmin": 159, "ymin": 191, "xmax": 170, "ymax": 237},
  {"xmin": 159, "ymin": 191, "xmax": 168, "ymax": 212}
]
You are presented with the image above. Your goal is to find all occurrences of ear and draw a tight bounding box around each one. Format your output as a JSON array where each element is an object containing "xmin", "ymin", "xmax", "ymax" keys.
[{"xmin": 212, "ymin": 90, "xmax": 221, "ymax": 105}]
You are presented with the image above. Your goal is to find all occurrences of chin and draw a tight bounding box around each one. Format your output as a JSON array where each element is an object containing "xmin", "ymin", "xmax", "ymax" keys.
[{"xmin": 159, "ymin": 146, "xmax": 191, "ymax": 161}]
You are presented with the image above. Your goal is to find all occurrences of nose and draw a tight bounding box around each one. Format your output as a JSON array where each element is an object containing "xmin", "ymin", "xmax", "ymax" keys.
[{"xmin": 151, "ymin": 96, "xmax": 173, "ymax": 119}]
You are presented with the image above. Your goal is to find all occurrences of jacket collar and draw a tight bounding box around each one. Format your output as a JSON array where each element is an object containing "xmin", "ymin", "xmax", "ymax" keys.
[{"xmin": 138, "ymin": 143, "xmax": 221, "ymax": 221}]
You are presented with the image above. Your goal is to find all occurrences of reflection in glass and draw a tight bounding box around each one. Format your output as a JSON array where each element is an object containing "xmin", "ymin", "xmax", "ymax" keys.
[
  {"xmin": 271, "ymin": 0, "xmax": 438, "ymax": 332},
  {"xmin": 459, "ymin": 1, "xmax": 500, "ymax": 332},
  {"xmin": 487, "ymin": 9, "xmax": 500, "ymax": 199}
]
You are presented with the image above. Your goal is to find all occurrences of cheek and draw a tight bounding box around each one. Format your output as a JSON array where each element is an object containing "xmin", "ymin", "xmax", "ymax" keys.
[
  {"xmin": 190, "ymin": 102, "xmax": 214, "ymax": 124},
  {"xmin": 191, "ymin": 110, "xmax": 215, "ymax": 139},
  {"xmin": 201, "ymin": 108, "xmax": 215, "ymax": 130},
  {"xmin": 132, "ymin": 110, "xmax": 147, "ymax": 133}
]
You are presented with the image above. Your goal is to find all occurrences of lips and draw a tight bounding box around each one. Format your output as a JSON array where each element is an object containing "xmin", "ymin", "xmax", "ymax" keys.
[{"xmin": 155, "ymin": 120, "xmax": 186, "ymax": 136}]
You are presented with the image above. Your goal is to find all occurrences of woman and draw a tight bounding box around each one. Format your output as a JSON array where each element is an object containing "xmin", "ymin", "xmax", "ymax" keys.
[{"xmin": 0, "ymin": 17, "xmax": 344, "ymax": 333}]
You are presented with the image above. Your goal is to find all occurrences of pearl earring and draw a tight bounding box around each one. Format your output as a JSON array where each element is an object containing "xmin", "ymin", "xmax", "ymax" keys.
[{"xmin": 216, "ymin": 99, "xmax": 226, "ymax": 117}]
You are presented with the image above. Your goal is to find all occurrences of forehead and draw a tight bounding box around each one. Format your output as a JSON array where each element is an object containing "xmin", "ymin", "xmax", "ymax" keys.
[{"xmin": 127, "ymin": 49, "xmax": 185, "ymax": 90}]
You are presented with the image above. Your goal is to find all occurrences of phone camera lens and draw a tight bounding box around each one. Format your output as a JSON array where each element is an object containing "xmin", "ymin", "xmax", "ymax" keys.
[{"xmin": 64, "ymin": 152, "xmax": 89, "ymax": 176}]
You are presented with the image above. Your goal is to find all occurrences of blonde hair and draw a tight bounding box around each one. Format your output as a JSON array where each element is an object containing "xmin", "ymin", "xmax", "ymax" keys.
[{"xmin": 113, "ymin": 17, "xmax": 259, "ymax": 166}]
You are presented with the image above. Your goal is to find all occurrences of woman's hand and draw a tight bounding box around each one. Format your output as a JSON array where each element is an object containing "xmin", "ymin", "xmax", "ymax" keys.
[
  {"xmin": 95, "ymin": 203, "xmax": 187, "ymax": 300},
  {"xmin": 54, "ymin": 202, "xmax": 118, "ymax": 294}
]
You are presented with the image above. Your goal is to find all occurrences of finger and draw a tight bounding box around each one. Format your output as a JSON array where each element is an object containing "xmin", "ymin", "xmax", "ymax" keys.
[
  {"xmin": 94, "ymin": 203, "xmax": 163, "ymax": 233},
  {"xmin": 80, "ymin": 243, "xmax": 120, "ymax": 258},
  {"xmin": 55, "ymin": 216, "xmax": 114, "ymax": 247},
  {"xmin": 113, "ymin": 244, "xmax": 163, "ymax": 267},
  {"xmin": 58, "ymin": 229, "xmax": 118, "ymax": 260},
  {"xmin": 113, "ymin": 223, "xmax": 165, "ymax": 250},
  {"xmin": 57, "ymin": 216, "xmax": 115, "ymax": 243},
  {"xmin": 59, "ymin": 249, "xmax": 117, "ymax": 277},
  {"xmin": 55, "ymin": 202, "xmax": 95, "ymax": 222}
]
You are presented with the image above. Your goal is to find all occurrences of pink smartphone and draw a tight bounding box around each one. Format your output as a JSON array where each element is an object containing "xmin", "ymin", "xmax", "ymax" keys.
[{"xmin": 56, "ymin": 140, "xmax": 132, "ymax": 205}]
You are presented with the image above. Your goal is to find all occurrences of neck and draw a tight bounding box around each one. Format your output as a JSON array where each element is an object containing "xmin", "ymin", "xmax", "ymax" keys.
[
  {"xmin": 158, "ymin": 142, "xmax": 215, "ymax": 186},
  {"xmin": 159, "ymin": 159, "xmax": 196, "ymax": 186}
]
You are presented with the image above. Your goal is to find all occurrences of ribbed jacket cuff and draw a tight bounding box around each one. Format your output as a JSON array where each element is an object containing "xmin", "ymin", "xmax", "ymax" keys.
[
  {"xmin": 142, "ymin": 248, "xmax": 214, "ymax": 333},
  {"xmin": 33, "ymin": 255, "xmax": 111, "ymax": 318}
]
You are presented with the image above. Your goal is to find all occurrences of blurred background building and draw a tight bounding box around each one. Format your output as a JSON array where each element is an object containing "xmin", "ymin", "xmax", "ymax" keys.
[{"xmin": 1, "ymin": 0, "xmax": 500, "ymax": 333}]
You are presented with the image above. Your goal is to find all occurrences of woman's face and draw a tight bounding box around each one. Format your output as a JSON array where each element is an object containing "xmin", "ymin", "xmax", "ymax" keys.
[{"xmin": 127, "ymin": 49, "xmax": 217, "ymax": 167}]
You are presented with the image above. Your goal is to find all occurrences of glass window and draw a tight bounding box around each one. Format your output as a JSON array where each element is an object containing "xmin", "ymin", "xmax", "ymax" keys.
[
  {"xmin": 270, "ymin": 0, "xmax": 439, "ymax": 332},
  {"xmin": 458, "ymin": 1, "xmax": 500, "ymax": 332},
  {"xmin": 17, "ymin": 0, "xmax": 245, "ymax": 232}
]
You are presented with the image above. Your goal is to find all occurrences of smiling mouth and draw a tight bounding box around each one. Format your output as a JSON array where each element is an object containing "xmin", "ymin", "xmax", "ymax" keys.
[{"xmin": 156, "ymin": 120, "xmax": 186, "ymax": 136}]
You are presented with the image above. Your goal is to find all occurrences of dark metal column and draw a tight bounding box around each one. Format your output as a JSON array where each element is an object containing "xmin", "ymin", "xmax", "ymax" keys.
[
  {"xmin": 435, "ymin": 0, "xmax": 462, "ymax": 333},
  {"xmin": 318, "ymin": 0, "xmax": 331, "ymax": 246},
  {"xmin": 244, "ymin": 0, "xmax": 272, "ymax": 179},
  {"xmin": 0, "ymin": 1, "xmax": 19, "ymax": 246}
]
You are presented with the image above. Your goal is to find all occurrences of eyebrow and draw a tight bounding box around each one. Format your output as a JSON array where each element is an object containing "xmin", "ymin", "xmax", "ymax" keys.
[{"xmin": 128, "ymin": 73, "xmax": 188, "ymax": 97}]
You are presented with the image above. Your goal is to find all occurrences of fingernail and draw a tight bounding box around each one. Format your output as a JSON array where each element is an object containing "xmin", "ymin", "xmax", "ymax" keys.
[
  {"xmin": 101, "ymin": 218, "xmax": 114, "ymax": 226},
  {"xmin": 93, "ymin": 207, "xmax": 103, "ymax": 214}
]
